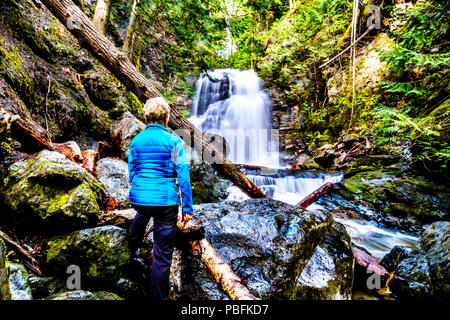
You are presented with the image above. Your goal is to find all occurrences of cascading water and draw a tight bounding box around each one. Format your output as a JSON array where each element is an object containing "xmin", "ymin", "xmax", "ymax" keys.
[
  {"xmin": 189, "ymin": 69, "xmax": 418, "ymax": 260},
  {"xmin": 190, "ymin": 69, "xmax": 279, "ymax": 168}
]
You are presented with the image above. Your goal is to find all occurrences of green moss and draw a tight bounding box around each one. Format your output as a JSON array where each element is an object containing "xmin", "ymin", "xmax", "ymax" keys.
[
  {"xmin": 126, "ymin": 92, "xmax": 144, "ymax": 118},
  {"xmin": 0, "ymin": 45, "xmax": 34, "ymax": 100}
]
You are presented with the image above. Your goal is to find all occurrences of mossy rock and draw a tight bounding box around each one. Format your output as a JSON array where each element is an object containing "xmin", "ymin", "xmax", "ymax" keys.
[
  {"xmin": 81, "ymin": 66, "xmax": 129, "ymax": 119},
  {"xmin": 8, "ymin": 263, "xmax": 32, "ymax": 300},
  {"xmin": 190, "ymin": 161, "xmax": 229, "ymax": 204},
  {"xmin": 28, "ymin": 276, "xmax": 66, "ymax": 299},
  {"xmin": 296, "ymin": 223, "xmax": 354, "ymax": 300},
  {"xmin": 42, "ymin": 226, "xmax": 132, "ymax": 287},
  {"xmin": 1, "ymin": 150, "xmax": 104, "ymax": 235},
  {"xmin": 334, "ymin": 170, "xmax": 449, "ymax": 225},
  {"xmin": 0, "ymin": 238, "xmax": 12, "ymax": 300}
]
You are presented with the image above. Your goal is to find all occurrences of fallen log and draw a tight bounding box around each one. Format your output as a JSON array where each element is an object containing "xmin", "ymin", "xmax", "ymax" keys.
[
  {"xmin": 352, "ymin": 246, "xmax": 388, "ymax": 277},
  {"xmin": 297, "ymin": 182, "xmax": 333, "ymax": 208},
  {"xmin": 39, "ymin": 0, "xmax": 267, "ymax": 200},
  {"xmin": 103, "ymin": 208, "xmax": 258, "ymax": 300},
  {"xmin": 0, "ymin": 230, "xmax": 42, "ymax": 276}
]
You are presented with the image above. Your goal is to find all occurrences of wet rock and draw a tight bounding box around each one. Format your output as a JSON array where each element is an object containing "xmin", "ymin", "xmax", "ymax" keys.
[
  {"xmin": 190, "ymin": 161, "xmax": 229, "ymax": 204},
  {"xmin": 171, "ymin": 198, "xmax": 334, "ymax": 299},
  {"xmin": 28, "ymin": 276, "xmax": 66, "ymax": 300},
  {"xmin": 1, "ymin": 150, "xmax": 104, "ymax": 235},
  {"xmin": 43, "ymin": 289, "xmax": 123, "ymax": 300},
  {"xmin": 0, "ymin": 238, "xmax": 11, "ymax": 300},
  {"xmin": 386, "ymin": 222, "xmax": 450, "ymax": 299},
  {"xmin": 8, "ymin": 263, "xmax": 32, "ymax": 300},
  {"xmin": 42, "ymin": 226, "xmax": 132, "ymax": 287},
  {"xmin": 296, "ymin": 223, "xmax": 354, "ymax": 300},
  {"xmin": 111, "ymin": 112, "xmax": 146, "ymax": 159},
  {"xmin": 95, "ymin": 158, "xmax": 130, "ymax": 209},
  {"xmin": 333, "ymin": 170, "xmax": 449, "ymax": 227},
  {"xmin": 380, "ymin": 246, "xmax": 412, "ymax": 273},
  {"xmin": 114, "ymin": 277, "xmax": 149, "ymax": 299}
]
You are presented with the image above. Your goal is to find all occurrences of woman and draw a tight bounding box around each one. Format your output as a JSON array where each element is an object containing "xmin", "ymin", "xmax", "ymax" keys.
[{"xmin": 128, "ymin": 97, "xmax": 194, "ymax": 300}]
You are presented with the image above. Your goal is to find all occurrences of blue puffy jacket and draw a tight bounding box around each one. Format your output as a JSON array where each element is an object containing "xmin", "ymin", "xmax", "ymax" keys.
[{"xmin": 128, "ymin": 123, "xmax": 194, "ymax": 217}]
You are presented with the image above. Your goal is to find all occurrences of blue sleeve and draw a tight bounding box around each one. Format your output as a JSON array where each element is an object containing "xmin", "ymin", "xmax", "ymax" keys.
[
  {"xmin": 128, "ymin": 145, "xmax": 136, "ymax": 183},
  {"xmin": 172, "ymin": 139, "xmax": 194, "ymax": 217}
]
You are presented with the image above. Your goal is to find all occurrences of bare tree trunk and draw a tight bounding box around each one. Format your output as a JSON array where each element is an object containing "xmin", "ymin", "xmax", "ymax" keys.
[
  {"xmin": 123, "ymin": 0, "xmax": 139, "ymax": 57},
  {"xmin": 40, "ymin": 0, "xmax": 267, "ymax": 199},
  {"xmin": 92, "ymin": 0, "xmax": 112, "ymax": 35}
]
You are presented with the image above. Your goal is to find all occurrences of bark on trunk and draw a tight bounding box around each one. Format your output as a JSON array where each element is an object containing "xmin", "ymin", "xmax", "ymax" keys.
[
  {"xmin": 40, "ymin": 0, "xmax": 267, "ymax": 199},
  {"xmin": 297, "ymin": 182, "xmax": 333, "ymax": 208},
  {"xmin": 92, "ymin": 0, "xmax": 112, "ymax": 35},
  {"xmin": 123, "ymin": 0, "xmax": 139, "ymax": 56}
]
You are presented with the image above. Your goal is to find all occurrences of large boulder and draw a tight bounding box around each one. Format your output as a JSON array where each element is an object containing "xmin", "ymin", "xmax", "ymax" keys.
[
  {"xmin": 170, "ymin": 198, "xmax": 334, "ymax": 299},
  {"xmin": 382, "ymin": 222, "xmax": 450, "ymax": 299},
  {"xmin": 0, "ymin": 238, "xmax": 11, "ymax": 300},
  {"xmin": 95, "ymin": 158, "xmax": 130, "ymax": 209},
  {"xmin": 42, "ymin": 226, "xmax": 132, "ymax": 287},
  {"xmin": 1, "ymin": 150, "xmax": 104, "ymax": 235},
  {"xmin": 296, "ymin": 222, "xmax": 354, "ymax": 300},
  {"xmin": 8, "ymin": 263, "xmax": 32, "ymax": 300}
]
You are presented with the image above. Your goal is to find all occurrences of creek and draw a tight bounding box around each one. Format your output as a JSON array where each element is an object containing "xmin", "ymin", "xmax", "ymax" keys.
[{"xmin": 189, "ymin": 69, "xmax": 419, "ymax": 261}]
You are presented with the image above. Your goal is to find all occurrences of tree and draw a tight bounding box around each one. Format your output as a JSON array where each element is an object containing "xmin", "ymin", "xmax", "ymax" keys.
[
  {"xmin": 92, "ymin": 0, "xmax": 112, "ymax": 35},
  {"xmin": 123, "ymin": 0, "xmax": 139, "ymax": 57}
]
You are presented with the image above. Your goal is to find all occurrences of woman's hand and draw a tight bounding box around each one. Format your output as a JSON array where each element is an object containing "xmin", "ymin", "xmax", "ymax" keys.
[{"xmin": 180, "ymin": 214, "xmax": 193, "ymax": 232}]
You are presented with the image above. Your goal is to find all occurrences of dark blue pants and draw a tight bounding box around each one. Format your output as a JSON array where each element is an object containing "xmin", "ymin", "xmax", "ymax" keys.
[{"xmin": 129, "ymin": 204, "xmax": 178, "ymax": 300}]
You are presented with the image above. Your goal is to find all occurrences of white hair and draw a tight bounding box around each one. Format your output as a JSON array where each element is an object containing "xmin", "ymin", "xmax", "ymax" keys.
[{"xmin": 143, "ymin": 97, "xmax": 170, "ymax": 124}]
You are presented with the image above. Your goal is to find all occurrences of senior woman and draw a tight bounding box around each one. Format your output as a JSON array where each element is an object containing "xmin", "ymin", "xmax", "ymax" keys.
[{"xmin": 128, "ymin": 97, "xmax": 193, "ymax": 300}]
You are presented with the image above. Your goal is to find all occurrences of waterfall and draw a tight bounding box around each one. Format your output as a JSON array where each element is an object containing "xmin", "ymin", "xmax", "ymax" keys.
[
  {"xmin": 189, "ymin": 69, "xmax": 418, "ymax": 260},
  {"xmin": 190, "ymin": 69, "xmax": 279, "ymax": 168}
]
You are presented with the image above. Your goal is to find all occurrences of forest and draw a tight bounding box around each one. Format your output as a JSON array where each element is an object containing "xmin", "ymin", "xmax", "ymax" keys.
[{"xmin": 0, "ymin": 0, "xmax": 448, "ymax": 302}]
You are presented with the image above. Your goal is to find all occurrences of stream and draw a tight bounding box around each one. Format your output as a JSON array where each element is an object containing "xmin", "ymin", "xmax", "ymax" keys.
[{"xmin": 189, "ymin": 69, "xmax": 419, "ymax": 261}]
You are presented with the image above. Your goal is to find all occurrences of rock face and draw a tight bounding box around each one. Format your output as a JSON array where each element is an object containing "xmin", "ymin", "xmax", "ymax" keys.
[
  {"xmin": 0, "ymin": 238, "xmax": 11, "ymax": 300},
  {"xmin": 296, "ymin": 223, "xmax": 354, "ymax": 300},
  {"xmin": 95, "ymin": 158, "xmax": 130, "ymax": 208},
  {"xmin": 1, "ymin": 150, "xmax": 104, "ymax": 235},
  {"xmin": 42, "ymin": 226, "xmax": 132, "ymax": 287},
  {"xmin": 382, "ymin": 222, "xmax": 450, "ymax": 299},
  {"xmin": 170, "ymin": 198, "xmax": 334, "ymax": 299},
  {"xmin": 8, "ymin": 263, "xmax": 32, "ymax": 300}
]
